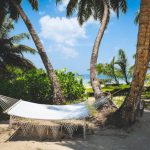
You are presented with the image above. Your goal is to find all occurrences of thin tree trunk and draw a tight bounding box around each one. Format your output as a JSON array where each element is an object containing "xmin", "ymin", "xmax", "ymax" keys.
[
  {"xmin": 120, "ymin": 0, "xmax": 150, "ymax": 124},
  {"xmin": 10, "ymin": 0, "xmax": 65, "ymax": 104},
  {"xmin": 124, "ymin": 69, "xmax": 129, "ymax": 85},
  {"xmin": 90, "ymin": 1, "xmax": 109, "ymax": 99},
  {"xmin": 114, "ymin": 74, "xmax": 119, "ymax": 85}
]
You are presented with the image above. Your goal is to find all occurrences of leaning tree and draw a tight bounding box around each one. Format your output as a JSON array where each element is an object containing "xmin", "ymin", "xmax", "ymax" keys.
[
  {"xmin": 115, "ymin": 0, "xmax": 150, "ymax": 125},
  {"xmin": 0, "ymin": 0, "xmax": 65, "ymax": 103},
  {"xmin": 57, "ymin": 0, "xmax": 127, "ymax": 99}
]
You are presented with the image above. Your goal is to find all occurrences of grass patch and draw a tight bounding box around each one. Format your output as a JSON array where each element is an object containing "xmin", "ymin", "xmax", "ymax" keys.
[
  {"xmin": 102, "ymin": 84, "xmax": 130, "ymax": 93},
  {"xmin": 85, "ymin": 84, "xmax": 130, "ymax": 95},
  {"xmin": 112, "ymin": 96, "xmax": 125, "ymax": 107},
  {"xmin": 63, "ymin": 98, "xmax": 86, "ymax": 105},
  {"xmin": 85, "ymin": 88, "xmax": 93, "ymax": 93}
]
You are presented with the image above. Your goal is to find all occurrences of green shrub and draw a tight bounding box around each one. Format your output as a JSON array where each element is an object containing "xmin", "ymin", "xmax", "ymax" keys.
[
  {"xmin": 57, "ymin": 69, "xmax": 85, "ymax": 102},
  {"xmin": 0, "ymin": 69, "xmax": 86, "ymax": 104}
]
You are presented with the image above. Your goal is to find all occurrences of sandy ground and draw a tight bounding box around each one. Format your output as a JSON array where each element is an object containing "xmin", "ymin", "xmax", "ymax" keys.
[{"xmin": 0, "ymin": 109, "xmax": 150, "ymax": 150}]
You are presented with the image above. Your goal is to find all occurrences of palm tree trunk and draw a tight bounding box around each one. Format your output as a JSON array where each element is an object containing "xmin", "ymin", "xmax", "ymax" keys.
[
  {"xmin": 114, "ymin": 74, "xmax": 119, "ymax": 85},
  {"xmin": 90, "ymin": 1, "xmax": 109, "ymax": 99},
  {"xmin": 10, "ymin": 0, "xmax": 65, "ymax": 104},
  {"xmin": 121, "ymin": 0, "xmax": 150, "ymax": 124},
  {"xmin": 124, "ymin": 69, "xmax": 129, "ymax": 85}
]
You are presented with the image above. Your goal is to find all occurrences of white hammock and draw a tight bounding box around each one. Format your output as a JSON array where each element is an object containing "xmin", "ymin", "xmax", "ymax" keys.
[
  {"xmin": 0, "ymin": 95, "xmax": 110, "ymax": 139},
  {"xmin": 5, "ymin": 100, "xmax": 89, "ymax": 120},
  {"xmin": 0, "ymin": 95, "xmax": 110, "ymax": 120}
]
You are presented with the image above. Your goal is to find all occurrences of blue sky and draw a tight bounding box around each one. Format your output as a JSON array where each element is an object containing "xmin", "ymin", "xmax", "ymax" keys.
[{"xmin": 12, "ymin": 0, "xmax": 140, "ymax": 74}]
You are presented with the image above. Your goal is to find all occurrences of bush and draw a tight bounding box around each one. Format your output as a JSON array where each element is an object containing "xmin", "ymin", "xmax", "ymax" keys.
[
  {"xmin": 0, "ymin": 69, "xmax": 86, "ymax": 104},
  {"xmin": 57, "ymin": 69, "xmax": 85, "ymax": 102}
]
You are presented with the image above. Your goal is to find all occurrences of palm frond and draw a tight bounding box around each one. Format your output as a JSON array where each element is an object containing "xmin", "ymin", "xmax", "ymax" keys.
[
  {"xmin": 0, "ymin": 0, "xmax": 8, "ymax": 28},
  {"xmin": 110, "ymin": 0, "xmax": 127, "ymax": 17},
  {"xmin": 65, "ymin": 0, "xmax": 111, "ymax": 25},
  {"xmin": 56, "ymin": 0, "xmax": 63, "ymax": 5},
  {"xmin": 11, "ymin": 44, "xmax": 37, "ymax": 54},
  {"xmin": 10, "ymin": 33, "xmax": 30, "ymax": 43},
  {"xmin": 9, "ymin": 1, "xmax": 20, "ymax": 21},
  {"xmin": 3, "ymin": 53, "xmax": 36, "ymax": 70},
  {"xmin": 94, "ymin": 0, "xmax": 110, "ymax": 23},
  {"xmin": 67, "ymin": 0, "xmax": 78, "ymax": 17},
  {"xmin": 0, "ymin": 18, "xmax": 14, "ymax": 39},
  {"xmin": 0, "ymin": 16, "xmax": 36, "ymax": 71},
  {"xmin": 93, "ymin": 0, "xmax": 104, "ymax": 21},
  {"xmin": 28, "ymin": 0, "xmax": 39, "ymax": 11},
  {"xmin": 77, "ymin": 0, "xmax": 88, "ymax": 25}
]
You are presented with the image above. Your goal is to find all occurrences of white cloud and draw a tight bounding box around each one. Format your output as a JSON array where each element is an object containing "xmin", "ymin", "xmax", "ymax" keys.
[
  {"xmin": 39, "ymin": 16, "xmax": 86, "ymax": 45},
  {"xmin": 49, "ymin": 44, "xmax": 78, "ymax": 59},
  {"xmin": 39, "ymin": 15, "xmax": 99, "ymax": 59},
  {"xmin": 57, "ymin": 0, "xmax": 69, "ymax": 12},
  {"xmin": 39, "ymin": 15, "xmax": 89, "ymax": 58}
]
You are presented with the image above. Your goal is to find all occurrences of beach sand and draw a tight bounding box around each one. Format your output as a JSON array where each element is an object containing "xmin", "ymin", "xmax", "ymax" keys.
[{"xmin": 0, "ymin": 109, "xmax": 150, "ymax": 150}]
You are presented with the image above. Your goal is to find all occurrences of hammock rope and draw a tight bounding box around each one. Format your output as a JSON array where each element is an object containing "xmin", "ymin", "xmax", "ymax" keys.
[
  {"xmin": 0, "ymin": 94, "xmax": 111, "ymax": 139},
  {"xmin": 0, "ymin": 95, "xmax": 19, "ymax": 111}
]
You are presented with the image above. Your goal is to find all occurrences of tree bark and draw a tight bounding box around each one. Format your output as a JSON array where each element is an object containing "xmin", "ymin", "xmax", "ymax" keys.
[
  {"xmin": 90, "ymin": 1, "xmax": 109, "ymax": 99},
  {"xmin": 10, "ymin": 0, "xmax": 65, "ymax": 104},
  {"xmin": 121, "ymin": 0, "xmax": 150, "ymax": 124}
]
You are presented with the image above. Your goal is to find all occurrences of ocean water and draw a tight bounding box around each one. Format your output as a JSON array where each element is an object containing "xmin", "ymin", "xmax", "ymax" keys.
[
  {"xmin": 81, "ymin": 74, "xmax": 109, "ymax": 85},
  {"xmin": 81, "ymin": 74, "xmax": 127, "ymax": 85}
]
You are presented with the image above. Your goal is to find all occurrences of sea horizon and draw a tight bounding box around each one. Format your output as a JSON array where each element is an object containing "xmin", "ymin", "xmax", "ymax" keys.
[{"xmin": 81, "ymin": 74, "xmax": 109, "ymax": 85}]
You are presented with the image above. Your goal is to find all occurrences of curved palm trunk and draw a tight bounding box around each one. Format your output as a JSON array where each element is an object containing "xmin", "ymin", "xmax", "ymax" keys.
[
  {"xmin": 90, "ymin": 1, "xmax": 109, "ymax": 99},
  {"xmin": 121, "ymin": 0, "xmax": 150, "ymax": 124},
  {"xmin": 10, "ymin": 0, "xmax": 65, "ymax": 104}
]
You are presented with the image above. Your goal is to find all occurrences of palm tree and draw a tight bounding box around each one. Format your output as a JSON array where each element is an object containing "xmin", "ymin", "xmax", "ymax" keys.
[
  {"xmin": 0, "ymin": 17, "xmax": 36, "ymax": 72},
  {"xmin": 0, "ymin": 0, "xmax": 65, "ymax": 103},
  {"xmin": 115, "ymin": 49, "xmax": 129, "ymax": 85},
  {"xmin": 117, "ymin": 0, "xmax": 150, "ymax": 124},
  {"xmin": 57, "ymin": 0, "xmax": 127, "ymax": 99},
  {"xmin": 109, "ymin": 57, "xmax": 120, "ymax": 84},
  {"xmin": 96, "ymin": 57, "xmax": 120, "ymax": 84}
]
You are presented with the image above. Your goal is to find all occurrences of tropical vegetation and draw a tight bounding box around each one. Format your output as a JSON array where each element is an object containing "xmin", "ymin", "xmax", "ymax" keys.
[
  {"xmin": 0, "ymin": 69, "xmax": 85, "ymax": 104},
  {"xmin": 96, "ymin": 49, "xmax": 133, "ymax": 85},
  {"xmin": 0, "ymin": 16, "xmax": 36, "ymax": 73},
  {"xmin": 0, "ymin": 0, "xmax": 64, "ymax": 103}
]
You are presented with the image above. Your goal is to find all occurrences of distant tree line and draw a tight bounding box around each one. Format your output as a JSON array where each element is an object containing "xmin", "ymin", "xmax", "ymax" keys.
[{"xmin": 96, "ymin": 49, "xmax": 134, "ymax": 85}]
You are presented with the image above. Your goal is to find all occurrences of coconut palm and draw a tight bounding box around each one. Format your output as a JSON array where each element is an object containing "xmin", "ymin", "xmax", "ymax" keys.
[
  {"xmin": 96, "ymin": 57, "xmax": 120, "ymax": 84},
  {"xmin": 0, "ymin": 17, "xmax": 36, "ymax": 72},
  {"xmin": 57, "ymin": 0, "xmax": 127, "ymax": 99},
  {"xmin": 0, "ymin": 0, "xmax": 65, "ymax": 103},
  {"xmin": 109, "ymin": 57, "xmax": 120, "ymax": 84},
  {"xmin": 115, "ymin": 49, "xmax": 129, "ymax": 85},
  {"xmin": 117, "ymin": 0, "xmax": 150, "ymax": 124}
]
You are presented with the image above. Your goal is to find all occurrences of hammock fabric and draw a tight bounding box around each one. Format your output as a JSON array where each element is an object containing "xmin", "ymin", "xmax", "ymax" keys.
[
  {"xmin": 0, "ymin": 95, "xmax": 110, "ymax": 120},
  {"xmin": 5, "ymin": 100, "xmax": 89, "ymax": 120},
  {"xmin": 0, "ymin": 95, "xmax": 110, "ymax": 139}
]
